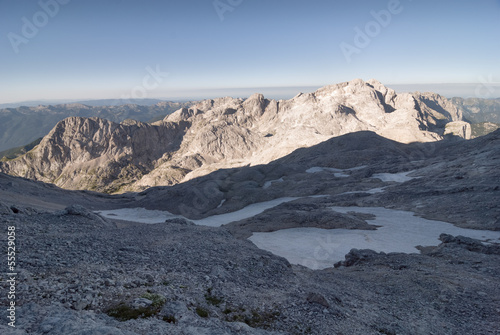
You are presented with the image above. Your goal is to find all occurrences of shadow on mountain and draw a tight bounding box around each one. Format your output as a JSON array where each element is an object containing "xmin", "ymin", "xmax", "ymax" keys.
[{"xmin": 2, "ymin": 129, "xmax": 499, "ymax": 230}]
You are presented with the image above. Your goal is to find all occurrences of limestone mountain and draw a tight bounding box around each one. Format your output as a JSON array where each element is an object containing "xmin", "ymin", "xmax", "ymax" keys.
[{"xmin": 0, "ymin": 79, "xmax": 471, "ymax": 193}]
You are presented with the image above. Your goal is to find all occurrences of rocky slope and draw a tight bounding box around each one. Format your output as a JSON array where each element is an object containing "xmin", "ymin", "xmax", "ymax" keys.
[
  {"xmin": 128, "ymin": 129, "xmax": 500, "ymax": 232},
  {"xmin": 0, "ymin": 79, "xmax": 471, "ymax": 193}
]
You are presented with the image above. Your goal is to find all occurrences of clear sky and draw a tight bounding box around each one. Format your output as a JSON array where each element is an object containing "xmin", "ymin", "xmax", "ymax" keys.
[{"xmin": 1, "ymin": 0, "xmax": 499, "ymax": 103}]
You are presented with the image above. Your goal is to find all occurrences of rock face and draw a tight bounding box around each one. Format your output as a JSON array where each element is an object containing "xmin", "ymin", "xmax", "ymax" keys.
[{"xmin": 0, "ymin": 79, "xmax": 470, "ymax": 193}]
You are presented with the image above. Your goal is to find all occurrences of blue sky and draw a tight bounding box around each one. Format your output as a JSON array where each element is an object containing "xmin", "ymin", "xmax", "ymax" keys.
[{"xmin": 0, "ymin": 0, "xmax": 499, "ymax": 103}]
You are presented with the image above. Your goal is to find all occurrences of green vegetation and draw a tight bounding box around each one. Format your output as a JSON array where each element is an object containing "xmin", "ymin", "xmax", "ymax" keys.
[
  {"xmin": 223, "ymin": 305, "xmax": 280, "ymax": 329},
  {"xmin": 106, "ymin": 303, "xmax": 158, "ymax": 321},
  {"xmin": 0, "ymin": 138, "xmax": 42, "ymax": 161},
  {"xmin": 162, "ymin": 315, "xmax": 176, "ymax": 323},
  {"xmin": 471, "ymin": 122, "xmax": 500, "ymax": 138},
  {"xmin": 195, "ymin": 306, "xmax": 209, "ymax": 318},
  {"xmin": 204, "ymin": 288, "xmax": 224, "ymax": 306},
  {"xmin": 106, "ymin": 293, "xmax": 166, "ymax": 321},
  {"xmin": 141, "ymin": 293, "xmax": 166, "ymax": 308}
]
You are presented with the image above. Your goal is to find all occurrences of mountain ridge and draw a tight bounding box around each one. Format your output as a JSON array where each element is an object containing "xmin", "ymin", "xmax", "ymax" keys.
[
  {"xmin": 0, "ymin": 79, "xmax": 471, "ymax": 193},
  {"xmin": 0, "ymin": 101, "xmax": 195, "ymax": 151}
]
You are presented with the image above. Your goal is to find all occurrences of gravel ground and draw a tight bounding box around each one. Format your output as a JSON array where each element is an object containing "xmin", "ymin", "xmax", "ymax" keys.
[{"xmin": 0, "ymin": 205, "xmax": 499, "ymax": 334}]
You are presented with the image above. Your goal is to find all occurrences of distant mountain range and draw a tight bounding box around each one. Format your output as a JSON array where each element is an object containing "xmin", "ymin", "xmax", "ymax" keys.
[
  {"xmin": 450, "ymin": 97, "xmax": 500, "ymax": 137},
  {"xmin": 0, "ymin": 101, "xmax": 195, "ymax": 152},
  {"xmin": 0, "ymin": 79, "xmax": 474, "ymax": 193},
  {"xmin": 0, "ymin": 98, "xmax": 177, "ymax": 108}
]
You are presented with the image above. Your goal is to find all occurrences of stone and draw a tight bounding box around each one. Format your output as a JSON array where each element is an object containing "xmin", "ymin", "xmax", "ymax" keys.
[
  {"xmin": 306, "ymin": 293, "xmax": 330, "ymax": 308},
  {"xmin": 131, "ymin": 298, "xmax": 153, "ymax": 309}
]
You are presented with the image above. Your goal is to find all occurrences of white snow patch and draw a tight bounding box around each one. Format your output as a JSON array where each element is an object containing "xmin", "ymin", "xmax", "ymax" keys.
[
  {"xmin": 306, "ymin": 167, "xmax": 326, "ymax": 173},
  {"xmin": 305, "ymin": 166, "xmax": 365, "ymax": 176},
  {"xmin": 249, "ymin": 206, "xmax": 500, "ymax": 270},
  {"xmin": 348, "ymin": 165, "xmax": 367, "ymax": 171},
  {"xmin": 216, "ymin": 199, "xmax": 226, "ymax": 208},
  {"xmin": 306, "ymin": 167, "xmax": 349, "ymax": 177},
  {"xmin": 97, "ymin": 208, "xmax": 182, "ymax": 224},
  {"xmin": 191, "ymin": 197, "xmax": 299, "ymax": 227},
  {"xmin": 263, "ymin": 177, "xmax": 284, "ymax": 189},
  {"xmin": 338, "ymin": 187, "xmax": 386, "ymax": 195},
  {"xmin": 372, "ymin": 171, "xmax": 416, "ymax": 183},
  {"xmin": 97, "ymin": 197, "xmax": 301, "ymax": 227}
]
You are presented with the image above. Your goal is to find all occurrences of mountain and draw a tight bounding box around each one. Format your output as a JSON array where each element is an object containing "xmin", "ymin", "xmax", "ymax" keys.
[
  {"xmin": 0, "ymin": 79, "xmax": 472, "ymax": 193},
  {"xmin": 451, "ymin": 97, "xmax": 500, "ymax": 123},
  {"xmin": 0, "ymin": 101, "xmax": 195, "ymax": 152},
  {"xmin": 451, "ymin": 97, "xmax": 500, "ymax": 137}
]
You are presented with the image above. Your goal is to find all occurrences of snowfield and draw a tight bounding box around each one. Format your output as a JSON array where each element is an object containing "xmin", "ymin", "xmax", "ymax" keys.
[
  {"xmin": 249, "ymin": 207, "xmax": 500, "ymax": 269},
  {"xmin": 96, "ymin": 169, "xmax": 500, "ymax": 270},
  {"xmin": 371, "ymin": 171, "xmax": 417, "ymax": 182},
  {"xmin": 97, "ymin": 197, "xmax": 300, "ymax": 226}
]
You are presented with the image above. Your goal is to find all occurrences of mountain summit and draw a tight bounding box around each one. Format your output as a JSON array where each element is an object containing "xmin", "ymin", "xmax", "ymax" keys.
[{"xmin": 0, "ymin": 79, "xmax": 471, "ymax": 193}]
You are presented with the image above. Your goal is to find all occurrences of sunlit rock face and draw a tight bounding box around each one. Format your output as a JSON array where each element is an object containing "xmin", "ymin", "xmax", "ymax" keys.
[{"xmin": 0, "ymin": 79, "xmax": 469, "ymax": 193}]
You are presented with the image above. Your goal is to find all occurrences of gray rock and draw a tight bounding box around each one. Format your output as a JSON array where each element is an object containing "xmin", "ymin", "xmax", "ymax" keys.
[
  {"xmin": 131, "ymin": 298, "xmax": 153, "ymax": 309},
  {"xmin": 0, "ymin": 201, "xmax": 12, "ymax": 214},
  {"xmin": 306, "ymin": 293, "xmax": 330, "ymax": 308}
]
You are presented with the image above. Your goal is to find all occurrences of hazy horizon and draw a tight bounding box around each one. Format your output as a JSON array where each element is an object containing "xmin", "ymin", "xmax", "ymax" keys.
[
  {"xmin": 1, "ymin": 0, "xmax": 499, "ymax": 105},
  {"xmin": 2, "ymin": 82, "xmax": 499, "ymax": 108}
]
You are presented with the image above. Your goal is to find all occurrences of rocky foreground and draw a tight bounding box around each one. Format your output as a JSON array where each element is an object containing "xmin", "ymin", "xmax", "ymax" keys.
[
  {"xmin": 0, "ymin": 204, "xmax": 499, "ymax": 335},
  {"xmin": 0, "ymin": 129, "xmax": 499, "ymax": 334}
]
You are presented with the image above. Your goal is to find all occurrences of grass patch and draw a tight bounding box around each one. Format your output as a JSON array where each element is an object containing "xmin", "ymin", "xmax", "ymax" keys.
[
  {"xmin": 106, "ymin": 303, "xmax": 158, "ymax": 321},
  {"xmin": 195, "ymin": 307, "xmax": 209, "ymax": 318},
  {"xmin": 162, "ymin": 315, "xmax": 176, "ymax": 323},
  {"xmin": 224, "ymin": 306, "xmax": 280, "ymax": 329},
  {"xmin": 205, "ymin": 288, "xmax": 224, "ymax": 306},
  {"xmin": 106, "ymin": 293, "xmax": 166, "ymax": 321},
  {"xmin": 141, "ymin": 293, "xmax": 166, "ymax": 308}
]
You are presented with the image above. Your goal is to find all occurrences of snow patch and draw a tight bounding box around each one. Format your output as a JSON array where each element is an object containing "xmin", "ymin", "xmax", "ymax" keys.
[
  {"xmin": 97, "ymin": 208, "xmax": 182, "ymax": 224},
  {"xmin": 249, "ymin": 206, "xmax": 500, "ymax": 270},
  {"xmin": 306, "ymin": 166, "xmax": 366, "ymax": 176},
  {"xmin": 191, "ymin": 197, "xmax": 299, "ymax": 227},
  {"xmin": 338, "ymin": 187, "xmax": 386, "ymax": 195},
  {"xmin": 97, "ymin": 197, "xmax": 302, "ymax": 227},
  {"xmin": 371, "ymin": 171, "xmax": 416, "ymax": 183},
  {"xmin": 263, "ymin": 177, "xmax": 284, "ymax": 189}
]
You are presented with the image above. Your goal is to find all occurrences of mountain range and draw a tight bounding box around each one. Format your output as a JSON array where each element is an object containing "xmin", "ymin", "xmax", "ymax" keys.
[
  {"xmin": 0, "ymin": 79, "xmax": 473, "ymax": 193},
  {"xmin": 0, "ymin": 101, "xmax": 194, "ymax": 152}
]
